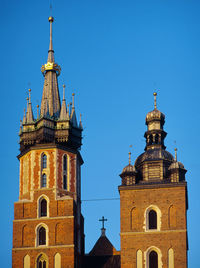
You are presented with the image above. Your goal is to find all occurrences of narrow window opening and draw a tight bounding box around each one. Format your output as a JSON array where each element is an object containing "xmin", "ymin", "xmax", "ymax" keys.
[
  {"xmin": 39, "ymin": 261, "xmax": 42, "ymax": 268},
  {"xmin": 63, "ymin": 175, "xmax": 67, "ymax": 190},
  {"xmin": 41, "ymin": 174, "xmax": 47, "ymax": 188},
  {"xmin": 155, "ymin": 134, "xmax": 159, "ymax": 144},
  {"xmin": 149, "ymin": 250, "xmax": 158, "ymax": 268},
  {"xmin": 40, "ymin": 199, "xmax": 47, "ymax": 217},
  {"xmin": 63, "ymin": 155, "xmax": 68, "ymax": 190},
  {"xmin": 63, "ymin": 155, "xmax": 67, "ymax": 171},
  {"xmin": 42, "ymin": 154, "xmax": 47, "ymax": 169},
  {"xmin": 38, "ymin": 227, "xmax": 46, "ymax": 245},
  {"xmin": 149, "ymin": 210, "xmax": 157, "ymax": 229}
]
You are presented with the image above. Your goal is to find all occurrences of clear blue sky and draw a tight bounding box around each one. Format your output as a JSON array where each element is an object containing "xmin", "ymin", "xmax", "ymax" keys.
[{"xmin": 1, "ymin": 0, "xmax": 199, "ymax": 267}]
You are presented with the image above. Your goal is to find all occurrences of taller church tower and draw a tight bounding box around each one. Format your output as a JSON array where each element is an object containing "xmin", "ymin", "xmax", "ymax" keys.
[
  {"xmin": 12, "ymin": 17, "xmax": 84, "ymax": 268},
  {"xmin": 119, "ymin": 93, "xmax": 188, "ymax": 268}
]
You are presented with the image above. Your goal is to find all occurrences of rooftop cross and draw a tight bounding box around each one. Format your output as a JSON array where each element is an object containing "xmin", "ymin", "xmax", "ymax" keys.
[
  {"xmin": 99, "ymin": 216, "xmax": 107, "ymax": 229},
  {"xmin": 129, "ymin": 145, "xmax": 133, "ymax": 165}
]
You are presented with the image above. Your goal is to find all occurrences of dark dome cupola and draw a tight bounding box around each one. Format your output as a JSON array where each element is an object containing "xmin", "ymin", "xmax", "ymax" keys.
[
  {"xmin": 145, "ymin": 92, "xmax": 167, "ymax": 151},
  {"xmin": 134, "ymin": 92, "xmax": 175, "ymax": 182},
  {"xmin": 120, "ymin": 152, "xmax": 137, "ymax": 185}
]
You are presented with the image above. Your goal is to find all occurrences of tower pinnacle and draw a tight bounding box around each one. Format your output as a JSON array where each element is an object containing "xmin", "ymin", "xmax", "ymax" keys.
[
  {"xmin": 40, "ymin": 16, "xmax": 61, "ymax": 118},
  {"xmin": 48, "ymin": 16, "xmax": 54, "ymax": 63},
  {"xmin": 153, "ymin": 92, "xmax": 157, "ymax": 109}
]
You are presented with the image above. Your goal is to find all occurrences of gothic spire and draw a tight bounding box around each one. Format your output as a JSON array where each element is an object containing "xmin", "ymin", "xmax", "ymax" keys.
[
  {"xmin": 70, "ymin": 93, "xmax": 78, "ymax": 127},
  {"xmin": 41, "ymin": 17, "xmax": 61, "ymax": 118},
  {"xmin": 59, "ymin": 84, "xmax": 68, "ymax": 120},
  {"xmin": 26, "ymin": 89, "xmax": 34, "ymax": 123},
  {"xmin": 79, "ymin": 113, "xmax": 83, "ymax": 129}
]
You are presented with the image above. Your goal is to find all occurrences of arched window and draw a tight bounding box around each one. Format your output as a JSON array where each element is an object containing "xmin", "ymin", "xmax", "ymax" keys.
[
  {"xmin": 149, "ymin": 210, "xmax": 157, "ymax": 229},
  {"xmin": 40, "ymin": 199, "xmax": 47, "ymax": 217},
  {"xmin": 149, "ymin": 251, "xmax": 158, "ymax": 268},
  {"xmin": 145, "ymin": 205, "xmax": 161, "ymax": 231},
  {"xmin": 37, "ymin": 254, "xmax": 48, "ymax": 268},
  {"xmin": 38, "ymin": 227, "xmax": 46, "ymax": 245},
  {"xmin": 41, "ymin": 174, "xmax": 47, "ymax": 188},
  {"xmin": 42, "ymin": 154, "xmax": 47, "ymax": 169}
]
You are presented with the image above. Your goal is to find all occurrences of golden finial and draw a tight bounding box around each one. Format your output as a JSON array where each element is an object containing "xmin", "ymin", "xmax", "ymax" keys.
[
  {"xmin": 80, "ymin": 113, "xmax": 82, "ymax": 122},
  {"xmin": 175, "ymin": 147, "xmax": 177, "ymax": 162},
  {"xmin": 153, "ymin": 92, "xmax": 157, "ymax": 109},
  {"xmin": 48, "ymin": 16, "xmax": 54, "ymax": 22}
]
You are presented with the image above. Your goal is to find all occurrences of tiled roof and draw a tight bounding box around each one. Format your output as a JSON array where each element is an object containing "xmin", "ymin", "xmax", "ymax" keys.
[{"xmin": 83, "ymin": 255, "xmax": 121, "ymax": 268}]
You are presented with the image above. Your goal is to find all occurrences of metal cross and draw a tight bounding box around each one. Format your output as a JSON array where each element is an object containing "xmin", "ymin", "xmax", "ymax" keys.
[{"xmin": 99, "ymin": 216, "xmax": 108, "ymax": 229}]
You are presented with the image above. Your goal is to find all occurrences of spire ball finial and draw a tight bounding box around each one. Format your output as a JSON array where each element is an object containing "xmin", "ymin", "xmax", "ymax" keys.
[
  {"xmin": 153, "ymin": 92, "xmax": 157, "ymax": 109},
  {"xmin": 48, "ymin": 16, "xmax": 54, "ymax": 22}
]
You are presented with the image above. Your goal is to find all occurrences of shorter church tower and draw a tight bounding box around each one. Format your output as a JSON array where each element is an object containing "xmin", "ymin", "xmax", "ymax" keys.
[
  {"xmin": 12, "ymin": 17, "xmax": 84, "ymax": 268},
  {"xmin": 119, "ymin": 93, "xmax": 188, "ymax": 268}
]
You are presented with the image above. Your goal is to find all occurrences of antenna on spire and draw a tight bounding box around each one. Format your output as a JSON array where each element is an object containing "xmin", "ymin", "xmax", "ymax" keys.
[
  {"xmin": 174, "ymin": 141, "xmax": 177, "ymax": 161},
  {"xmin": 50, "ymin": 0, "xmax": 53, "ymax": 16},
  {"xmin": 63, "ymin": 84, "xmax": 66, "ymax": 100},
  {"xmin": 72, "ymin": 93, "xmax": 75, "ymax": 108},
  {"xmin": 26, "ymin": 96, "xmax": 29, "ymax": 110},
  {"xmin": 153, "ymin": 92, "xmax": 157, "ymax": 109},
  {"xmin": 175, "ymin": 147, "xmax": 177, "ymax": 162}
]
